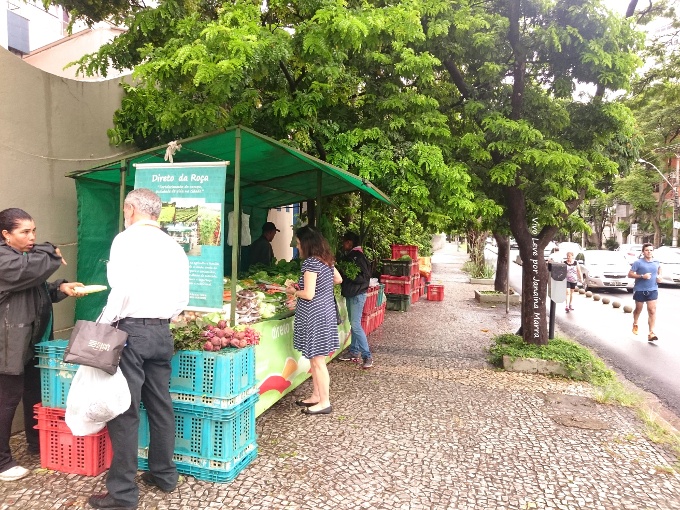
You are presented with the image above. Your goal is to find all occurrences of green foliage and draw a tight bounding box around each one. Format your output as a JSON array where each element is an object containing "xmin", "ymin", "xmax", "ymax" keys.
[
  {"xmin": 604, "ymin": 237, "xmax": 619, "ymax": 251},
  {"xmin": 489, "ymin": 333, "xmax": 615, "ymax": 386},
  {"xmin": 462, "ymin": 261, "xmax": 494, "ymax": 279},
  {"xmin": 336, "ymin": 260, "xmax": 361, "ymax": 280}
]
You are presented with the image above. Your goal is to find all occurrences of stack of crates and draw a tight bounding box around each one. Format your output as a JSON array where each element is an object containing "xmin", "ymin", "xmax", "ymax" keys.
[
  {"xmin": 360, "ymin": 285, "xmax": 380, "ymax": 335},
  {"xmin": 138, "ymin": 347, "xmax": 258, "ymax": 483},
  {"xmin": 381, "ymin": 244, "xmax": 419, "ymax": 311},
  {"xmin": 34, "ymin": 340, "xmax": 113, "ymax": 476}
]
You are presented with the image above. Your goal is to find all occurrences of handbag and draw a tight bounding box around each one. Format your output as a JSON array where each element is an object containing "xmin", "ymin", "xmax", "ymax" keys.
[{"xmin": 63, "ymin": 319, "xmax": 128, "ymax": 375}]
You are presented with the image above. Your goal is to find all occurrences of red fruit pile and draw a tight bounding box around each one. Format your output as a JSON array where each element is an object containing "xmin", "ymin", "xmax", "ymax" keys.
[{"xmin": 200, "ymin": 320, "xmax": 260, "ymax": 351}]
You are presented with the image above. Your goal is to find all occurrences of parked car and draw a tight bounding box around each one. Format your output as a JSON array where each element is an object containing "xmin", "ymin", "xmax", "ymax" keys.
[
  {"xmin": 580, "ymin": 250, "xmax": 633, "ymax": 292},
  {"xmin": 543, "ymin": 241, "xmax": 556, "ymax": 260},
  {"xmin": 547, "ymin": 241, "xmax": 583, "ymax": 263},
  {"xmin": 616, "ymin": 243, "xmax": 643, "ymax": 265},
  {"xmin": 654, "ymin": 248, "xmax": 680, "ymax": 286}
]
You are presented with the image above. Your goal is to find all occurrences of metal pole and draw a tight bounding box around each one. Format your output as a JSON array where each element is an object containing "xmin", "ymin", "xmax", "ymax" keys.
[
  {"xmin": 505, "ymin": 238, "xmax": 510, "ymax": 314},
  {"xmin": 230, "ymin": 128, "xmax": 242, "ymax": 326},
  {"xmin": 548, "ymin": 300, "xmax": 556, "ymax": 340},
  {"xmin": 118, "ymin": 160, "xmax": 127, "ymax": 232}
]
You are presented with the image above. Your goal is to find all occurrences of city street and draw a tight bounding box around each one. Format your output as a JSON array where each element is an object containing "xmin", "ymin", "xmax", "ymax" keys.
[{"xmin": 486, "ymin": 246, "xmax": 680, "ymax": 419}]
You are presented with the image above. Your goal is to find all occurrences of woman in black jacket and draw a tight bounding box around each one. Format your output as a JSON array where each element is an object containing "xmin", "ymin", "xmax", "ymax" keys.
[{"xmin": 0, "ymin": 208, "xmax": 81, "ymax": 481}]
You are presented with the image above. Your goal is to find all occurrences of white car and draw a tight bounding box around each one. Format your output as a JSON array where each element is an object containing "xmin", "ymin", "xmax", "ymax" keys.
[
  {"xmin": 617, "ymin": 243, "xmax": 643, "ymax": 265},
  {"xmin": 547, "ymin": 241, "xmax": 583, "ymax": 263},
  {"xmin": 580, "ymin": 250, "xmax": 633, "ymax": 292},
  {"xmin": 654, "ymin": 248, "xmax": 680, "ymax": 286}
]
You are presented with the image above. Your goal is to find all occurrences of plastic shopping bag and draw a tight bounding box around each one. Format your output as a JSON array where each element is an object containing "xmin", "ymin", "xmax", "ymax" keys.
[{"xmin": 65, "ymin": 365, "xmax": 131, "ymax": 436}]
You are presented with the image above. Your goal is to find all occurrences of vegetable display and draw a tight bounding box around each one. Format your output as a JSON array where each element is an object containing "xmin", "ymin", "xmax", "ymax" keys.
[{"xmin": 171, "ymin": 311, "xmax": 260, "ymax": 352}]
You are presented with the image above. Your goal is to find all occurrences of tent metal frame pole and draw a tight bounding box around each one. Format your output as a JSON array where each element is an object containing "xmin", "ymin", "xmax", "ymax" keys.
[
  {"xmin": 316, "ymin": 171, "xmax": 322, "ymax": 226},
  {"xmin": 118, "ymin": 160, "xmax": 127, "ymax": 232},
  {"xmin": 230, "ymin": 128, "xmax": 242, "ymax": 326}
]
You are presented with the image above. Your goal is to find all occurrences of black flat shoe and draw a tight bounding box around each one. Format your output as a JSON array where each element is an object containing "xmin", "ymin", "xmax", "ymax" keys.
[
  {"xmin": 140, "ymin": 472, "xmax": 176, "ymax": 493},
  {"xmin": 295, "ymin": 399, "xmax": 319, "ymax": 407},
  {"xmin": 88, "ymin": 493, "xmax": 137, "ymax": 510},
  {"xmin": 301, "ymin": 405, "xmax": 332, "ymax": 415}
]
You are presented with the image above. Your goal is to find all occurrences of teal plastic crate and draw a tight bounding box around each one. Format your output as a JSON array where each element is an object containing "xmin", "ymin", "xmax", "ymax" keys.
[
  {"xmin": 376, "ymin": 284, "xmax": 386, "ymax": 307},
  {"xmin": 170, "ymin": 347, "xmax": 256, "ymax": 401},
  {"xmin": 138, "ymin": 393, "xmax": 258, "ymax": 463},
  {"xmin": 138, "ymin": 444, "xmax": 257, "ymax": 483},
  {"xmin": 35, "ymin": 340, "xmax": 79, "ymax": 408}
]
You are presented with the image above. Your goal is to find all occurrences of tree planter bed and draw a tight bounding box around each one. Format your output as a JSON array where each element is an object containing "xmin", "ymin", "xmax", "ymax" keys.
[
  {"xmin": 470, "ymin": 277, "xmax": 495, "ymax": 285},
  {"xmin": 474, "ymin": 290, "xmax": 520, "ymax": 304},
  {"xmin": 502, "ymin": 355, "xmax": 592, "ymax": 379}
]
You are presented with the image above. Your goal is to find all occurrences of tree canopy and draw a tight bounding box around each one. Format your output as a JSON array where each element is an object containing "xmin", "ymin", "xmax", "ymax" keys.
[{"xmin": 68, "ymin": 0, "xmax": 646, "ymax": 344}]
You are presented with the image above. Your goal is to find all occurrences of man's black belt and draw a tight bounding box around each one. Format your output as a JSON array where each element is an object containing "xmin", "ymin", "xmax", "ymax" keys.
[{"xmin": 116, "ymin": 318, "xmax": 170, "ymax": 326}]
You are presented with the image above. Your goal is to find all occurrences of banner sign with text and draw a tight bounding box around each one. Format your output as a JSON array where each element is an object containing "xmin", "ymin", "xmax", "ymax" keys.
[{"xmin": 134, "ymin": 162, "xmax": 228, "ymax": 309}]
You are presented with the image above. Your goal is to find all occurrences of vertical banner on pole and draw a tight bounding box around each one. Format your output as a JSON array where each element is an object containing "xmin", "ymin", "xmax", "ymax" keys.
[{"xmin": 134, "ymin": 162, "xmax": 229, "ymax": 309}]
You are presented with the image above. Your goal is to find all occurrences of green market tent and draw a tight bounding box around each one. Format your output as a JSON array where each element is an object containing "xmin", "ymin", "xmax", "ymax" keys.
[{"xmin": 67, "ymin": 125, "xmax": 393, "ymax": 321}]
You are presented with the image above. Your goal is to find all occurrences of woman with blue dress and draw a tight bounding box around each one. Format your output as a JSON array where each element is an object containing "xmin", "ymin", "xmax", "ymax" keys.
[{"xmin": 286, "ymin": 226, "xmax": 342, "ymax": 415}]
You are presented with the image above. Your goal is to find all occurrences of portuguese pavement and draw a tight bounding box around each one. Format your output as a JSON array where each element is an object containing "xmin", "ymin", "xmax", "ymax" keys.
[{"xmin": 1, "ymin": 243, "xmax": 679, "ymax": 509}]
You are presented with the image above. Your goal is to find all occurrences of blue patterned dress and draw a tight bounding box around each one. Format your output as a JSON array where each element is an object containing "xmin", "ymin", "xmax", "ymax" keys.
[{"xmin": 293, "ymin": 257, "xmax": 339, "ymax": 359}]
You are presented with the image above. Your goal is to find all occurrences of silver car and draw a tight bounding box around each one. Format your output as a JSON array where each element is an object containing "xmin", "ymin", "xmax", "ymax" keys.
[
  {"xmin": 654, "ymin": 247, "xmax": 680, "ymax": 286},
  {"xmin": 580, "ymin": 250, "xmax": 633, "ymax": 292}
]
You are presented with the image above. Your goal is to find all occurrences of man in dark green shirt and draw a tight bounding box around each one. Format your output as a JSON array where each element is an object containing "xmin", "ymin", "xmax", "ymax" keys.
[{"xmin": 248, "ymin": 222, "xmax": 279, "ymax": 268}]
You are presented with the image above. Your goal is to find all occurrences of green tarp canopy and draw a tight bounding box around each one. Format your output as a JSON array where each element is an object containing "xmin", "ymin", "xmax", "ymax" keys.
[{"xmin": 68, "ymin": 126, "xmax": 393, "ymax": 321}]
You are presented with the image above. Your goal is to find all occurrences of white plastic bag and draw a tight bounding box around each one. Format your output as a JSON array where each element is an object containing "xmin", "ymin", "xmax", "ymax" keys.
[{"xmin": 65, "ymin": 365, "xmax": 131, "ymax": 436}]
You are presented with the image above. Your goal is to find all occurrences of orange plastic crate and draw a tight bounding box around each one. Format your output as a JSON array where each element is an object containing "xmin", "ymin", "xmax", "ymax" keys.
[
  {"xmin": 34, "ymin": 404, "xmax": 113, "ymax": 476},
  {"xmin": 427, "ymin": 285, "xmax": 444, "ymax": 301}
]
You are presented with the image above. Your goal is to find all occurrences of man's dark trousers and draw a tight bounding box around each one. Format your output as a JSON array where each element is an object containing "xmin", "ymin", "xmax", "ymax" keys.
[{"xmin": 105, "ymin": 322, "xmax": 178, "ymax": 506}]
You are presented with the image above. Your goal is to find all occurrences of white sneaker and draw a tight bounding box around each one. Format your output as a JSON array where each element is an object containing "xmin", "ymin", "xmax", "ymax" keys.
[{"xmin": 0, "ymin": 465, "xmax": 30, "ymax": 482}]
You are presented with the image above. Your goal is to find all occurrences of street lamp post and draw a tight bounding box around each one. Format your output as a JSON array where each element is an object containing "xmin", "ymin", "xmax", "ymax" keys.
[{"xmin": 638, "ymin": 158, "xmax": 679, "ymax": 248}]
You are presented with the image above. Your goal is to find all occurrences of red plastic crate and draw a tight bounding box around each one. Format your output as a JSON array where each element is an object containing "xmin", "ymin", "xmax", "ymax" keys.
[
  {"xmin": 381, "ymin": 276, "xmax": 411, "ymax": 295},
  {"xmin": 411, "ymin": 287, "xmax": 420, "ymax": 303},
  {"xmin": 410, "ymin": 260, "xmax": 419, "ymax": 276},
  {"xmin": 375, "ymin": 304, "xmax": 385, "ymax": 328},
  {"xmin": 391, "ymin": 244, "xmax": 418, "ymax": 261},
  {"xmin": 33, "ymin": 404, "xmax": 113, "ymax": 476},
  {"xmin": 362, "ymin": 286, "xmax": 379, "ymax": 316},
  {"xmin": 427, "ymin": 284, "xmax": 444, "ymax": 301},
  {"xmin": 361, "ymin": 314, "xmax": 370, "ymax": 334}
]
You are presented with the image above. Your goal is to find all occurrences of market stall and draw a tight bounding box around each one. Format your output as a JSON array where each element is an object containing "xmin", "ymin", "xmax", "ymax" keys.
[{"xmin": 66, "ymin": 125, "xmax": 392, "ymax": 416}]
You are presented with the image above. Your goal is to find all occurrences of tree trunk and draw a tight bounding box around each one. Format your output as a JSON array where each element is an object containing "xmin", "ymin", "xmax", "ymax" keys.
[
  {"xmin": 466, "ymin": 230, "xmax": 486, "ymax": 266},
  {"xmin": 493, "ymin": 234, "xmax": 509, "ymax": 292},
  {"xmin": 594, "ymin": 221, "xmax": 604, "ymax": 249},
  {"xmin": 520, "ymin": 248, "xmax": 550, "ymax": 345},
  {"xmin": 506, "ymin": 186, "xmax": 551, "ymax": 345},
  {"xmin": 653, "ymin": 216, "xmax": 661, "ymax": 247}
]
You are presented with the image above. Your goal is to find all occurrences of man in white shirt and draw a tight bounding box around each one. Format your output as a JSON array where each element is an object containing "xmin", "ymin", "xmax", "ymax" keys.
[{"xmin": 89, "ymin": 188, "xmax": 189, "ymax": 510}]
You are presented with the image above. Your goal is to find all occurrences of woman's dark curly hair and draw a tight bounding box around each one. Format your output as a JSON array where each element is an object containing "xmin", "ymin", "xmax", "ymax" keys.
[{"xmin": 296, "ymin": 226, "xmax": 335, "ymax": 267}]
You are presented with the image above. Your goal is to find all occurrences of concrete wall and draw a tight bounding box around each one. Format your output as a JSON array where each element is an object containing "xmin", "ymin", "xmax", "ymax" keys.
[{"xmin": 1, "ymin": 47, "xmax": 126, "ymax": 432}]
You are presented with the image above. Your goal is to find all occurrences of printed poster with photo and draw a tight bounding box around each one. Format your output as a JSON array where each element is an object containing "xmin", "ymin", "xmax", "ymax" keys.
[{"xmin": 134, "ymin": 162, "xmax": 228, "ymax": 309}]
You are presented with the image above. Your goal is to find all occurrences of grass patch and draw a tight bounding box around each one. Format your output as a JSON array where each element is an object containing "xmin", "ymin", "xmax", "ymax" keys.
[
  {"xmin": 462, "ymin": 261, "xmax": 495, "ymax": 279},
  {"xmin": 489, "ymin": 333, "xmax": 615, "ymax": 386}
]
